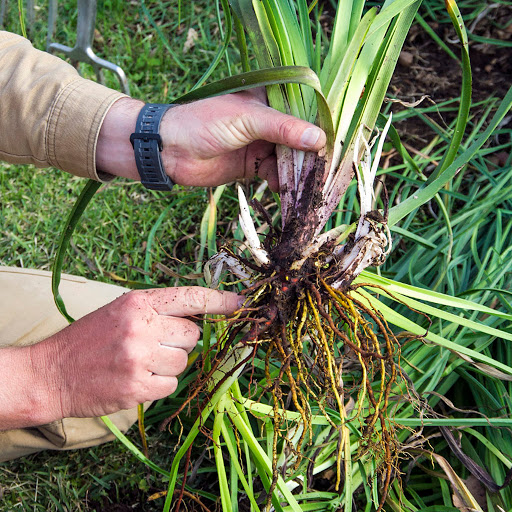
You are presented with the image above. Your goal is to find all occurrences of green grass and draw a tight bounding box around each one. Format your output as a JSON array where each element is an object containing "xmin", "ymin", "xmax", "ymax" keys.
[
  {"xmin": 0, "ymin": 2, "xmax": 239, "ymax": 510},
  {"xmin": 1, "ymin": 0, "xmax": 512, "ymax": 510}
]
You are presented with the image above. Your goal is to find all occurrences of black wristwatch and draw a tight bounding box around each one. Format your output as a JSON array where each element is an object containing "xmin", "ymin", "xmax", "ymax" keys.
[{"xmin": 130, "ymin": 103, "xmax": 175, "ymax": 191}]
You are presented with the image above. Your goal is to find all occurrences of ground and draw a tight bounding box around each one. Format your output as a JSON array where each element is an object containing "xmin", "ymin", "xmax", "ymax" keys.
[
  {"xmin": 1, "ymin": 1, "xmax": 512, "ymax": 511},
  {"xmin": 391, "ymin": 4, "xmax": 512, "ymax": 145}
]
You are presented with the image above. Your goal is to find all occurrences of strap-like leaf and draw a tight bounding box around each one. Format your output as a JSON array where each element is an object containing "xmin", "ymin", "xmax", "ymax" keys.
[
  {"xmin": 52, "ymin": 179, "xmax": 101, "ymax": 324},
  {"xmin": 388, "ymin": 86, "xmax": 512, "ymax": 226},
  {"xmin": 176, "ymin": 66, "xmax": 334, "ymax": 157},
  {"xmin": 427, "ymin": 0, "xmax": 472, "ymax": 181}
]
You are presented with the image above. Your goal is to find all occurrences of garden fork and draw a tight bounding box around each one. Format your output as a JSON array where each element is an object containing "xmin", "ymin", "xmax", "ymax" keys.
[{"xmin": 47, "ymin": 0, "xmax": 130, "ymax": 95}]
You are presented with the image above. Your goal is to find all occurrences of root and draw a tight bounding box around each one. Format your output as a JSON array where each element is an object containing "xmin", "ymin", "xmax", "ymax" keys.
[{"xmin": 167, "ymin": 243, "xmax": 423, "ymax": 511}]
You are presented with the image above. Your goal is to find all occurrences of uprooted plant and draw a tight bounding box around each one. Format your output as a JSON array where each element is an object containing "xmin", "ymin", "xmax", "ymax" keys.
[
  {"xmin": 154, "ymin": 1, "xmax": 512, "ymax": 510},
  {"xmin": 160, "ymin": 0, "xmax": 428, "ymax": 508},
  {"xmin": 163, "ymin": 115, "xmax": 410, "ymax": 508}
]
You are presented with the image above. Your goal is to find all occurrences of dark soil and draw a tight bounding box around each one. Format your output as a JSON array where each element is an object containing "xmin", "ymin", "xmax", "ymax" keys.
[
  {"xmin": 390, "ymin": 5, "xmax": 512, "ymax": 144},
  {"xmin": 88, "ymin": 487, "xmax": 213, "ymax": 511},
  {"xmin": 319, "ymin": 3, "xmax": 512, "ymax": 146},
  {"xmin": 88, "ymin": 487, "xmax": 153, "ymax": 511},
  {"xmin": 392, "ymin": 12, "xmax": 512, "ymax": 103}
]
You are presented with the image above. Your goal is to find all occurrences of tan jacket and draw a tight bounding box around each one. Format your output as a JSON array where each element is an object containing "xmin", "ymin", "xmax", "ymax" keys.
[{"xmin": 0, "ymin": 31, "xmax": 126, "ymax": 181}]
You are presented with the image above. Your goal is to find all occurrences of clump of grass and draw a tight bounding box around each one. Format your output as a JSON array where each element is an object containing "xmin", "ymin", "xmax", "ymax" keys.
[
  {"xmin": 158, "ymin": 0, "xmax": 451, "ymax": 509},
  {"xmin": 153, "ymin": 1, "xmax": 512, "ymax": 510}
]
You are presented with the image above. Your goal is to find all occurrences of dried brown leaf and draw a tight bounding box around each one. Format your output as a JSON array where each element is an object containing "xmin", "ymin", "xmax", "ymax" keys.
[
  {"xmin": 428, "ymin": 452, "xmax": 484, "ymax": 512},
  {"xmin": 155, "ymin": 262, "xmax": 202, "ymax": 280},
  {"xmin": 452, "ymin": 476, "xmax": 487, "ymax": 512},
  {"xmin": 449, "ymin": 350, "xmax": 512, "ymax": 381}
]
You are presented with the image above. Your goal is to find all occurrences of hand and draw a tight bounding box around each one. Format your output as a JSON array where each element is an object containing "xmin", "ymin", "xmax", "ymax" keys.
[
  {"xmin": 27, "ymin": 287, "xmax": 241, "ymax": 422},
  {"xmin": 97, "ymin": 91, "xmax": 326, "ymax": 191}
]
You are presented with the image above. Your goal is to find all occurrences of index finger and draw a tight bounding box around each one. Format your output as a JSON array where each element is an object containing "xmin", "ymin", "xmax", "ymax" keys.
[{"xmin": 143, "ymin": 286, "xmax": 243, "ymax": 317}]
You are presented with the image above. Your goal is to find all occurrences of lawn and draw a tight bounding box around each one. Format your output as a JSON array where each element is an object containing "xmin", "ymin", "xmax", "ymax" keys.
[{"xmin": 1, "ymin": 1, "xmax": 512, "ymax": 511}]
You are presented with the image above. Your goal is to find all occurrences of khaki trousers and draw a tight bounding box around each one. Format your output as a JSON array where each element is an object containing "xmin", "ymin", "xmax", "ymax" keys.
[{"xmin": 0, "ymin": 266, "xmax": 139, "ymax": 462}]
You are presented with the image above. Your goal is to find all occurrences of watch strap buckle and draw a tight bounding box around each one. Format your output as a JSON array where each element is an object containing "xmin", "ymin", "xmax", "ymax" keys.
[{"xmin": 129, "ymin": 132, "xmax": 163, "ymax": 151}]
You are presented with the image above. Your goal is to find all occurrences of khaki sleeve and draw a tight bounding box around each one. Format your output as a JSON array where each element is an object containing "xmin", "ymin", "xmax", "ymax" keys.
[{"xmin": 0, "ymin": 31, "xmax": 127, "ymax": 181}]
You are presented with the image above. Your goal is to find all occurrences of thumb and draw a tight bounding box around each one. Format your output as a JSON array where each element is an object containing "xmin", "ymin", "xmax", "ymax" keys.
[{"xmin": 247, "ymin": 105, "xmax": 326, "ymax": 151}]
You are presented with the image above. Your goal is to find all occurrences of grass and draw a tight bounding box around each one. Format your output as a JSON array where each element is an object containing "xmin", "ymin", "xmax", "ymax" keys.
[
  {"xmin": 1, "ymin": 0, "xmax": 512, "ymax": 510},
  {"xmin": 0, "ymin": 2, "xmax": 237, "ymax": 510}
]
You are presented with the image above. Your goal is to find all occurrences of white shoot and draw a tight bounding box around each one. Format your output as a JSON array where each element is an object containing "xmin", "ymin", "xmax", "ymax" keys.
[
  {"xmin": 205, "ymin": 252, "xmax": 253, "ymax": 289},
  {"xmin": 237, "ymin": 185, "xmax": 270, "ymax": 266},
  {"xmin": 354, "ymin": 113, "xmax": 392, "ymax": 240},
  {"xmin": 371, "ymin": 113, "xmax": 393, "ymax": 184},
  {"xmin": 327, "ymin": 115, "xmax": 393, "ymax": 288},
  {"xmin": 353, "ymin": 126, "xmax": 373, "ymax": 239},
  {"xmin": 331, "ymin": 229, "xmax": 388, "ymax": 289}
]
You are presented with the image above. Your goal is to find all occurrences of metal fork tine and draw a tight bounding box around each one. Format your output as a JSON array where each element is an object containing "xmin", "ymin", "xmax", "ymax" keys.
[
  {"xmin": 47, "ymin": 0, "xmax": 130, "ymax": 95},
  {"xmin": 76, "ymin": 0, "xmax": 96, "ymax": 51},
  {"xmin": 46, "ymin": 0, "xmax": 58, "ymax": 52}
]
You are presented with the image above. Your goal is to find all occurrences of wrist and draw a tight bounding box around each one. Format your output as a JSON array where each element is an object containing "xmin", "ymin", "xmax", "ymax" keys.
[
  {"xmin": 130, "ymin": 104, "xmax": 177, "ymax": 191},
  {"xmin": 28, "ymin": 339, "xmax": 67, "ymax": 424},
  {"xmin": 96, "ymin": 97, "xmax": 144, "ymax": 181},
  {"xmin": 0, "ymin": 344, "xmax": 62, "ymax": 430}
]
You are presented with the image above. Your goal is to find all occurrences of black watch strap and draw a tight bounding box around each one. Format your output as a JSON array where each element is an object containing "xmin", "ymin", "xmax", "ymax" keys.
[{"xmin": 130, "ymin": 103, "xmax": 175, "ymax": 191}]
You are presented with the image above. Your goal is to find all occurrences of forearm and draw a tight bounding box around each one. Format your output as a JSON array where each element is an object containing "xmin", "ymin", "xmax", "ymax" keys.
[
  {"xmin": 0, "ymin": 31, "xmax": 126, "ymax": 180},
  {"xmin": 96, "ymin": 97, "xmax": 143, "ymax": 181},
  {"xmin": 0, "ymin": 343, "xmax": 61, "ymax": 430}
]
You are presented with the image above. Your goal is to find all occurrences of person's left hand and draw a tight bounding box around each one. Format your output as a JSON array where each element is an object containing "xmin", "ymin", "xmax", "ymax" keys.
[{"xmin": 97, "ymin": 90, "xmax": 326, "ymax": 191}]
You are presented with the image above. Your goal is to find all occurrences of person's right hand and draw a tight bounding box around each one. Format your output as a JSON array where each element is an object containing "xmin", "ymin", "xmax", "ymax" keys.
[{"xmin": 30, "ymin": 287, "xmax": 241, "ymax": 421}]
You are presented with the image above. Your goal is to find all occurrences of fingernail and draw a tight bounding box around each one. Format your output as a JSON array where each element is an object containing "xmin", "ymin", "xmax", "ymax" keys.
[
  {"xmin": 301, "ymin": 127, "xmax": 321, "ymax": 148},
  {"xmin": 237, "ymin": 295, "xmax": 246, "ymax": 308}
]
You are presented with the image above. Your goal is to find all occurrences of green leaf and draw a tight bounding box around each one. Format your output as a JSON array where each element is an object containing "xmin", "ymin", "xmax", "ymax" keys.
[
  {"xmin": 226, "ymin": 399, "xmax": 304, "ymax": 512},
  {"xmin": 101, "ymin": 416, "xmax": 170, "ymax": 477},
  {"xmin": 388, "ymin": 85, "xmax": 512, "ymax": 226},
  {"xmin": 213, "ymin": 397, "xmax": 232, "ymax": 512},
  {"xmin": 355, "ymin": 290, "xmax": 512, "ymax": 376},
  {"xmin": 52, "ymin": 180, "xmax": 101, "ymax": 324},
  {"xmin": 221, "ymin": 419, "xmax": 262, "ymax": 511},
  {"xmin": 163, "ymin": 345, "xmax": 254, "ymax": 512},
  {"xmin": 189, "ymin": 0, "xmax": 233, "ymax": 91},
  {"xmin": 357, "ymin": 271, "xmax": 512, "ymax": 321},
  {"xmin": 428, "ymin": 0, "xmax": 472, "ymax": 181}
]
